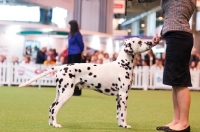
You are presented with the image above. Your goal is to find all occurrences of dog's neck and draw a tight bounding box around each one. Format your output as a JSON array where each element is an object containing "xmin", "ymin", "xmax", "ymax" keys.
[{"xmin": 116, "ymin": 46, "xmax": 134, "ymax": 65}]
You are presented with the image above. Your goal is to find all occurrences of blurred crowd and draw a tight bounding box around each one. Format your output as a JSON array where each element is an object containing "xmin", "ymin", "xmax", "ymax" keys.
[{"xmin": 0, "ymin": 47, "xmax": 200, "ymax": 70}]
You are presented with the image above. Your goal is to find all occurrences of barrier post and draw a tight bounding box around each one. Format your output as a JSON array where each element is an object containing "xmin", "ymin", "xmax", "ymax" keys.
[{"xmin": 38, "ymin": 64, "xmax": 41, "ymax": 90}]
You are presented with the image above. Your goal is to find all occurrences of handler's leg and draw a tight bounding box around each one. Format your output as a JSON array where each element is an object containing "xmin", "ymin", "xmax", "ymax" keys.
[{"xmin": 169, "ymin": 87, "xmax": 190, "ymax": 130}]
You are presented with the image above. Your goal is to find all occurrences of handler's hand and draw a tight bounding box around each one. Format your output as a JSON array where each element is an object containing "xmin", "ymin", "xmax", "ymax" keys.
[{"xmin": 152, "ymin": 34, "xmax": 161, "ymax": 45}]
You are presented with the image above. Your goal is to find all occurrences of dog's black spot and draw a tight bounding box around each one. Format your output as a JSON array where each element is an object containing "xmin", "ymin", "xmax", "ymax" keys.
[
  {"xmin": 51, "ymin": 102, "xmax": 56, "ymax": 108},
  {"xmin": 111, "ymin": 93, "xmax": 115, "ymax": 96},
  {"xmin": 69, "ymin": 70, "xmax": 71, "ymax": 72},
  {"xmin": 87, "ymin": 67, "xmax": 91, "ymax": 70},
  {"xmin": 69, "ymin": 73, "xmax": 75, "ymax": 78},
  {"xmin": 63, "ymin": 74, "xmax": 66, "ymax": 76},
  {"xmin": 60, "ymin": 69, "xmax": 62, "ymax": 72},
  {"xmin": 64, "ymin": 67, "xmax": 68, "ymax": 73},
  {"xmin": 121, "ymin": 113, "xmax": 123, "ymax": 117},
  {"xmin": 118, "ymin": 77, "xmax": 121, "ymax": 82},
  {"xmin": 64, "ymin": 85, "xmax": 67, "ymax": 88},
  {"xmin": 93, "ymin": 75, "xmax": 97, "ymax": 78},
  {"xmin": 58, "ymin": 85, "xmax": 61, "ymax": 88},
  {"xmin": 95, "ymin": 83, "xmax": 101, "ymax": 89},
  {"xmin": 80, "ymin": 78, "xmax": 82, "ymax": 81},
  {"xmin": 125, "ymin": 76, "xmax": 129, "ymax": 79},
  {"xmin": 111, "ymin": 87, "xmax": 118, "ymax": 91},
  {"xmin": 91, "ymin": 83, "xmax": 94, "ymax": 86},
  {"xmin": 75, "ymin": 69, "xmax": 77, "ymax": 72},
  {"xmin": 79, "ymin": 69, "xmax": 81, "ymax": 72},
  {"xmin": 94, "ymin": 65, "xmax": 97, "ymax": 66},
  {"xmin": 56, "ymin": 78, "xmax": 59, "ymax": 83},
  {"xmin": 51, "ymin": 109, "xmax": 54, "ymax": 114},
  {"xmin": 112, "ymin": 83, "xmax": 115, "ymax": 86},
  {"xmin": 88, "ymin": 72, "xmax": 93, "ymax": 76},
  {"xmin": 71, "ymin": 84, "xmax": 74, "ymax": 88},
  {"xmin": 105, "ymin": 89, "xmax": 110, "ymax": 93},
  {"xmin": 62, "ymin": 88, "xmax": 65, "ymax": 93},
  {"xmin": 120, "ymin": 86, "xmax": 122, "ymax": 88},
  {"xmin": 59, "ymin": 78, "xmax": 63, "ymax": 84},
  {"xmin": 122, "ymin": 101, "xmax": 125, "ymax": 105},
  {"xmin": 52, "ymin": 116, "xmax": 54, "ymax": 121},
  {"xmin": 52, "ymin": 68, "xmax": 54, "ymax": 70},
  {"xmin": 123, "ymin": 83, "xmax": 125, "ymax": 86},
  {"xmin": 121, "ymin": 119, "xmax": 124, "ymax": 122},
  {"xmin": 56, "ymin": 102, "xmax": 59, "ymax": 105},
  {"xmin": 87, "ymin": 86, "xmax": 90, "ymax": 88},
  {"xmin": 49, "ymin": 108, "xmax": 51, "ymax": 112},
  {"xmin": 84, "ymin": 80, "xmax": 87, "ymax": 82},
  {"xmin": 126, "ymin": 96, "xmax": 128, "ymax": 100},
  {"xmin": 118, "ymin": 62, "xmax": 120, "ymax": 64}
]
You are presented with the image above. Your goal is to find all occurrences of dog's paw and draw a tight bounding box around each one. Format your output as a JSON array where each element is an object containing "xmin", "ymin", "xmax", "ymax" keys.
[
  {"xmin": 119, "ymin": 124, "xmax": 131, "ymax": 129},
  {"xmin": 49, "ymin": 122, "xmax": 53, "ymax": 126},
  {"xmin": 53, "ymin": 124, "xmax": 62, "ymax": 128},
  {"xmin": 124, "ymin": 125, "xmax": 131, "ymax": 129}
]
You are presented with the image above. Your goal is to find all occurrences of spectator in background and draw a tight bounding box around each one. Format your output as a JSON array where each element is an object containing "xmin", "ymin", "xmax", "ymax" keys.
[
  {"xmin": 25, "ymin": 46, "xmax": 31, "ymax": 55},
  {"xmin": 97, "ymin": 58, "xmax": 103, "ymax": 64},
  {"xmin": 46, "ymin": 49, "xmax": 56, "ymax": 62},
  {"xmin": 144, "ymin": 49, "xmax": 156, "ymax": 66},
  {"xmin": 81, "ymin": 50, "xmax": 91, "ymax": 63},
  {"xmin": 56, "ymin": 56, "xmax": 66, "ymax": 65},
  {"xmin": 60, "ymin": 49, "xmax": 68, "ymax": 64},
  {"xmin": 103, "ymin": 53, "xmax": 110, "ymax": 63},
  {"xmin": 36, "ymin": 47, "xmax": 47, "ymax": 64},
  {"xmin": 12, "ymin": 56, "xmax": 19, "ymax": 64},
  {"xmin": 90, "ymin": 55, "xmax": 98, "ymax": 64},
  {"xmin": 43, "ymin": 55, "xmax": 56, "ymax": 65},
  {"xmin": 112, "ymin": 52, "xmax": 118, "ymax": 61},
  {"xmin": 67, "ymin": 20, "xmax": 84, "ymax": 64},
  {"xmin": 189, "ymin": 48, "xmax": 199, "ymax": 67},
  {"xmin": 21, "ymin": 55, "xmax": 32, "ymax": 64},
  {"xmin": 0, "ymin": 55, "xmax": 6, "ymax": 63},
  {"xmin": 135, "ymin": 54, "xmax": 142, "ymax": 66},
  {"xmin": 151, "ymin": 58, "xmax": 163, "ymax": 70}
]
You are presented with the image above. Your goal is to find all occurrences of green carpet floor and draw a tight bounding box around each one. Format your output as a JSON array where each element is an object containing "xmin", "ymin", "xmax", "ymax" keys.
[{"xmin": 0, "ymin": 86, "xmax": 200, "ymax": 132}]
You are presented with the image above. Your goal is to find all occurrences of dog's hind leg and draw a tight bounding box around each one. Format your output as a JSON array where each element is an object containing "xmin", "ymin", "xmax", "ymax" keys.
[
  {"xmin": 51, "ymin": 86, "xmax": 74, "ymax": 128},
  {"xmin": 49, "ymin": 88, "xmax": 60, "ymax": 126}
]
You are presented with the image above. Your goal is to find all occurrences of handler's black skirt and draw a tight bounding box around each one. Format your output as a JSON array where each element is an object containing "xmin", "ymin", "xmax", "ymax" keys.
[{"xmin": 163, "ymin": 31, "xmax": 193, "ymax": 87}]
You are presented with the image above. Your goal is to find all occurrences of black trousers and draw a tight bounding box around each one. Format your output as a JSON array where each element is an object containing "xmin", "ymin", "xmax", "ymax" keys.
[
  {"xmin": 67, "ymin": 54, "xmax": 82, "ymax": 64},
  {"xmin": 67, "ymin": 53, "xmax": 82, "ymax": 96}
]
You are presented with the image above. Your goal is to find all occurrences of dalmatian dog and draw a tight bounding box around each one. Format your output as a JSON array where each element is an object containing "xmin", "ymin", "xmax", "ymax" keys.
[{"xmin": 19, "ymin": 37, "xmax": 156, "ymax": 129}]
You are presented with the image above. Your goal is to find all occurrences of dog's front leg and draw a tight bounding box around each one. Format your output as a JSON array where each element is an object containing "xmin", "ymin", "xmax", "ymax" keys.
[
  {"xmin": 116, "ymin": 94, "xmax": 121, "ymax": 126},
  {"xmin": 118, "ymin": 91, "xmax": 131, "ymax": 129}
]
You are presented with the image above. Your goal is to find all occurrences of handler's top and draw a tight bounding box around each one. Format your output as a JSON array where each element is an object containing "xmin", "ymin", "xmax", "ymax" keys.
[
  {"xmin": 138, "ymin": 0, "xmax": 196, "ymax": 36},
  {"xmin": 160, "ymin": 0, "xmax": 196, "ymax": 36}
]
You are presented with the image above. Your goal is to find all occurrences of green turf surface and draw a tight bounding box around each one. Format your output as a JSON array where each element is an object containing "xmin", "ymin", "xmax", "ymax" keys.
[{"xmin": 0, "ymin": 86, "xmax": 200, "ymax": 132}]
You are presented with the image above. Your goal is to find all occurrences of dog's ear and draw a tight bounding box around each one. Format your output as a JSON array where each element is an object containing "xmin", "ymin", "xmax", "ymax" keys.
[{"xmin": 124, "ymin": 42, "xmax": 134, "ymax": 55}]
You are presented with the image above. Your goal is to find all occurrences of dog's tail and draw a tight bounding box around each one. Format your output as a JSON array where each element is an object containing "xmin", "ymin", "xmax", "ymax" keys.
[{"xmin": 18, "ymin": 66, "xmax": 60, "ymax": 88}]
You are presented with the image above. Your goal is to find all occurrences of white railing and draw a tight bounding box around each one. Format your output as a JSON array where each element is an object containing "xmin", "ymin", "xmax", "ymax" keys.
[{"xmin": 0, "ymin": 63, "xmax": 200, "ymax": 90}]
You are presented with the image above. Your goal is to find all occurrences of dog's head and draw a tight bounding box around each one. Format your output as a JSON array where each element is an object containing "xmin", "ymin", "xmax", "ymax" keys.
[{"xmin": 124, "ymin": 37, "xmax": 154, "ymax": 55}]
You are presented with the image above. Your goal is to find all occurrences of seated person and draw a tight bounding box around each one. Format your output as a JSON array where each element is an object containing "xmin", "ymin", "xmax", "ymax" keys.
[{"xmin": 43, "ymin": 56, "xmax": 56, "ymax": 65}]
